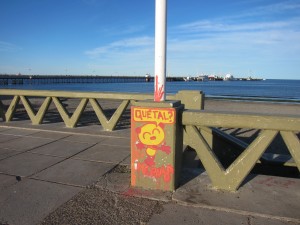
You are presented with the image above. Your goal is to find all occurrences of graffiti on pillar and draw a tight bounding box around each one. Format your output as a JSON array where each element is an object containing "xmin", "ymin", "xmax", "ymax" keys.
[
  {"xmin": 131, "ymin": 107, "xmax": 175, "ymax": 187},
  {"xmin": 135, "ymin": 123, "xmax": 170, "ymax": 166}
]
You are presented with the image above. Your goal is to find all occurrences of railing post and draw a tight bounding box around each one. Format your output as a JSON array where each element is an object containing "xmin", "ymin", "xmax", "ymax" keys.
[
  {"xmin": 175, "ymin": 90, "xmax": 205, "ymax": 110},
  {"xmin": 131, "ymin": 100, "xmax": 183, "ymax": 191},
  {"xmin": 0, "ymin": 100, "xmax": 5, "ymax": 121}
]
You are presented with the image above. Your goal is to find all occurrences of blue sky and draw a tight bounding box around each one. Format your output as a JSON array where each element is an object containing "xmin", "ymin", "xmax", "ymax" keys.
[{"xmin": 0, "ymin": 0, "xmax": 299, "ymax": 79}]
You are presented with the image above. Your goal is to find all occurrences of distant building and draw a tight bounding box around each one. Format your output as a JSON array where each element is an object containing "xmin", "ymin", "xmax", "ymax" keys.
[
  {"xmin": 145, "ymin": 73, "xmax": 151, "ymax": 82},
  {"xmin": 224, "ymin": 74, "xmax": 235, "ymax": 81},
  {"xmin": 208, "ymin": 75, "xmax": 223, "ymax": 81},
  {"xmin": 196, "ymin": 75, "xmax": 208, "ymax": 81}
]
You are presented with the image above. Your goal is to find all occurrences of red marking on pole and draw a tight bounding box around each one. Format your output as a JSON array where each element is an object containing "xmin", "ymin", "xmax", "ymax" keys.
[{"xmin": 154, "ymin": 75, "xmax": 165, "ymax": 102}]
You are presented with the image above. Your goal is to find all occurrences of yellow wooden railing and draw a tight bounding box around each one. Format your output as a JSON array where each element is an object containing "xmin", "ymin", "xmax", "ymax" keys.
[
  {"xmin": 0, "ymin": 89, "xmax": 203, "ymax": 131},
  {"xmin": 2, "ymin": 89, "xmax": 298, "ymax": 191},
  {"xmin": 182, "ymin": 110, "xmax": 300, "ymax": 191}
]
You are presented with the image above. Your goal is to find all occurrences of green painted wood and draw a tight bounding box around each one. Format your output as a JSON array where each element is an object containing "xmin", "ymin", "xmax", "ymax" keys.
[
  {"xmin": 185, "ymin": 125, "xmax": 278, "ymax": 191},
  {"xmin": 34, "ymin": 97, "xmax": 52, "ymax": 125},
  {"xmin": 0, "ymin": 89, "xmax": 205, "ymax": 128},
  {"xmin": 182, "ymin": 111, "xmax": 300, "ymax": 132},
  {"xmin": 224, "ymin": 129, "xmax": 277, "ymax": 190},
  {"xmin": 52, "ymin": 97, "xmax": 70, "ymax": 125},
  {"xmin": 281, "ymin": 131, "xmax": 300, "ymax": 171},
  {"xmin": 20, "ymin": 96, "xmax": 52, "ymax": 125},
  {"xmin": 0, "ymin": 89, "xmax": 154, "ymax": 100},
  {"xmin": 185, "ymin": 125, "xmax": 224, "ymax": 183},
  {"xmin": 173, "ymin": 90, "xmax": 204, "ymax": 110},
  {"xmin": 0, "ymin": 100, "xmax": 5, "ymax": 121},
  {"xmin": 52, "ymin": 97, "xmax": 88, "ymax": 128},
  {"xmin": 0, "ymin": 89, "xmax": 201, "ymax": 104},
  {"xmin": 5, "ymin": 96, "xmax": 20, "ymax": 122},
  {"xmin": 89, "ymin": 98, "xmax": 129, "ymax": 131}
]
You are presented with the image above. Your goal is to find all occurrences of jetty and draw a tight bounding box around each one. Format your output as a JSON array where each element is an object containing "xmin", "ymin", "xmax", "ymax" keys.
[
  {"xmin": 0, "ymin": 74, "xmax": 265, "ymax": 86},
  {"xmin": 0, "ymin": 74, "xmax": 183, "ymax": 86}
]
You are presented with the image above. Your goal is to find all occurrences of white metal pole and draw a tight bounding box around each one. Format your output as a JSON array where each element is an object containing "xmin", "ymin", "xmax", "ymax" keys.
[{"xmin": 154, "ymin": 0, "xmax": 167, "ymax": 102}]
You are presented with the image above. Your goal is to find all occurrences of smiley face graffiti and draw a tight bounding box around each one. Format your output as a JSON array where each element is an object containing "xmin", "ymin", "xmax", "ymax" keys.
[{"xmin": 135, "ymin": 123, "xmax": 171, "ymax": 166}]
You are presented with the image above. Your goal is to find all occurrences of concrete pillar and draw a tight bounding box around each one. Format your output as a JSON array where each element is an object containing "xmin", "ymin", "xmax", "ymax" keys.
[{"xmin": 131, "ymin": 100, "xmax": 183, "ymax": 191}]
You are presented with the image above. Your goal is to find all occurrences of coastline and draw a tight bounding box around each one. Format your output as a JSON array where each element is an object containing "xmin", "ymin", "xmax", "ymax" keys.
[{"xmin": 1, "ymin": 78, "xmax": 300, "ymax": 102}]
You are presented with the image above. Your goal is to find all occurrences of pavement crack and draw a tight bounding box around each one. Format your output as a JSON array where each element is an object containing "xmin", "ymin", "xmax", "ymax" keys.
[
  {"xmin": 29, "ymin": 177, "xmax": 85, "ymax": 188},
  {"xmin": 28, "ymin": 142, "xmax": 99, "ymax": 178}
]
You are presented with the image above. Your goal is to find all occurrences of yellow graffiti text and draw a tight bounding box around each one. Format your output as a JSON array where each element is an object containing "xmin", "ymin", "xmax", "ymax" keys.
[{"xmin": 133, "ymin": 107, "xmax": 175, "ymax": 124}]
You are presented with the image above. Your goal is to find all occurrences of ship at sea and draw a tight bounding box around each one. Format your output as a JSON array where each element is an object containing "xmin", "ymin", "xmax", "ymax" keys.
[
  {"xmin": 208, "ymin": 75, "xmax": 223, "ymax": 81},
  {"xmin": 223, "ymin": 74, "xmax": 264, "ymax": 81},
  {"xmin": 224, "ymin": 74, "xmax": 236, "ymax": 81},
  {"xmin": 196, "ymin": 75, "xmax": 209, "ymax": 82}
]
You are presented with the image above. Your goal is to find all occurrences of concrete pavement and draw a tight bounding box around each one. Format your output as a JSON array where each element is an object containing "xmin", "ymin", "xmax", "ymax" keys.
[
  {"xmin": 0, "ymin": 123, "xmax": 130, "ymax": 225},
  {"xmin": 0, "ymin": 122, "xmax": 299, "ymax": 225}
]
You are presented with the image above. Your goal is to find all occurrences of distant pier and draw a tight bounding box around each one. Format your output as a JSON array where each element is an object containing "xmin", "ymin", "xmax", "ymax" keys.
[{"xmin": 0, "ymin": 75, "xmax": 183, "ymax": 86}]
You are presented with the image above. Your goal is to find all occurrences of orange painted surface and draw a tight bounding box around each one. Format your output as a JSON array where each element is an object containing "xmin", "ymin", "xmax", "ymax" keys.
[
  {"xmin": 132, "ymin": 107, "xmax": 175, "ymax": 124},
  {"xmin": 131, "ymin": 106, "xmax": 175, "ymax": 189}
]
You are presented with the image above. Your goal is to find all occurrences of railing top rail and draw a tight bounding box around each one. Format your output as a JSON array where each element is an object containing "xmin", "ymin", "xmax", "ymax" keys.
[
  {"xmin": 182, "ymin": 110, "xmax": 300, "ymax": 132},
  {"xmin": 0, "ymin": 89, "xmax": 205, "ymax": 112},
  {"xmin": 0, "ymin": 89, "xmax": 157, "ymax": 100}
]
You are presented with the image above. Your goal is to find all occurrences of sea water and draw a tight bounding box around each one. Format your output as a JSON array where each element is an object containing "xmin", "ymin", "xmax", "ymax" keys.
[{"xmin": 1, "ymin": 79, "xmax": 300, "ymax": 102}]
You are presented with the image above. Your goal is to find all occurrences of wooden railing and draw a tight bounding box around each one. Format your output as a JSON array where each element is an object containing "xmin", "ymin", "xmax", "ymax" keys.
[
  {"xmin": 182, "ymin": 110, "xmax": 300, "ymax": 191},
  {"xmin": 0, "ymin": 89, "xmax": 203, "ymax": 131},
  {"xmin": 2, "ymin": 89, "xmax": 298, "ymax": 191}
]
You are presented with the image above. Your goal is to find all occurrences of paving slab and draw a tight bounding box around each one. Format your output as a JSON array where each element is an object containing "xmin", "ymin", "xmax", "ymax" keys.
[
  {"xmin": 0, "ymin": 148, "xmax": 20, "ymax": 160},
  {"xmin": 0, "ymin": 127, "xmax": 39, "ymax": 136},
  {"xmin": 1, "ymin": 121, "xmax": 68, "ymax": 133},
  {"xmin": 1, "ymin": 122, "xmax": 131, "ymax": 137},
  {"xmin": 63, "ymin": 134, "xmax": 105, "ymax": 144},
  {"xmin": 0, "ymin": 136, "xmax": 55, "ymax": 152},
  {"xmin": 0, "ymin": 126, "xmax": 11, "ymax": 132},
  {"xmin": 21, "ymin": 122, "xmax": 65, "ymax": 131},
  {"xmin": 100, "ymin": 136, "xmax": 130, "ymax": 146},
  {"xmin": 72, "ymin": 122, "xmax": 130, "ymax": 136},
  {"xmin": 29, "ymin": 130, "xmax": 71, "ymax": 140},
  {"xmin": 0, "ymin": 178, "xmax": 82, "ymax": 225},
  {"xmin": 66, "ymin": 124, "xmax": 106, "ymax": 134},
  {"xmin": 0, "ymin": 174, "xmax": 18, "ymax": 192},
  {"xmin": 120, "ymin": 155, "xmax": 130, "ymax": 165},
  {"xmin": 25, "ymin": 123, "xmax": 107, "ymax": 136},
  {"xmin": 29, "ymin": 139, "xmax": 95, "ymax": 158},
  {"xmin": 148, "ymin": 202, "xmax": 298, "ymax": 225},
  {"xmin": 96, "ymin": 128, "xmax": 131, "ymax": 138},
  {"xmin": 74, "ymin": 143, "xmax": 130, "ymax": 163},
  {"xmin": 173, "ymin": 171, "xmax": 300, "ymax": 222},
  {"xmin": 33, "ymin": 159, "xmax": 115, "ymax": 187},
  {"xmin": 0, "ymin": 133, "xmax": 22, "ymax": 143},
  {"xmin": 0, "ymin": 152, "xmax": 63, "ymax": 177}
]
